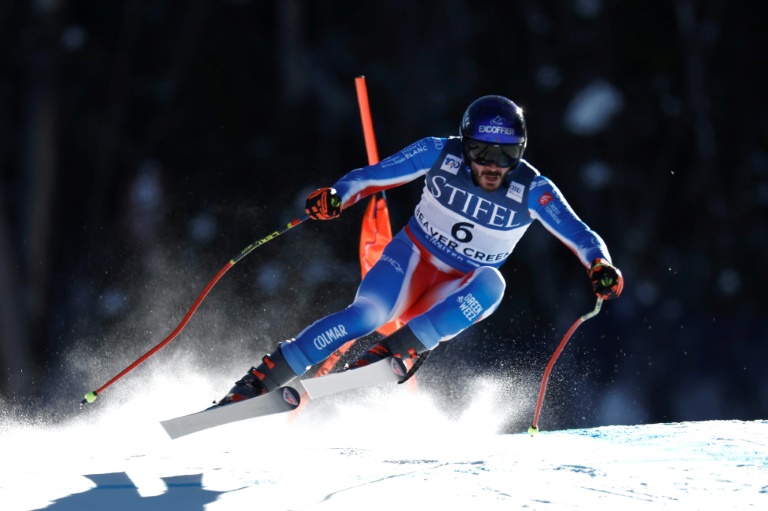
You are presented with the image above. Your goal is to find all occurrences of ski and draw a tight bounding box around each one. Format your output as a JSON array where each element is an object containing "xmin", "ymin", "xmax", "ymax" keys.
[
  {"xmin": 160, "ymin": 386, "xmax": 301, "ymax": 440},
  {"xmin": 300, "ymin": 356, "xmax": 407, "ymax": 399},
  {"xmin": 160, "ymin": 357, "xmax": 407, "ymax": 439}
]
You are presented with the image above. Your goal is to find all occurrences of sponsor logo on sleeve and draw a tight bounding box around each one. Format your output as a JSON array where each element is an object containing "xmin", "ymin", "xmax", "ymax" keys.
[
  {"xmin": 537, "ymin": 191, "xmax": 562, "ymax": 224},
  {"xmin": 440, "ymin": 154, "xmax": 463, "ymax": 175}
]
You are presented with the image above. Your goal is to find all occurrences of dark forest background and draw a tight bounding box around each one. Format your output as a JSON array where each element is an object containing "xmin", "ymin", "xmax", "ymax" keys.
[{"xmin": 1, "ymin": 0, "xmax": 766, "ymax": 431}]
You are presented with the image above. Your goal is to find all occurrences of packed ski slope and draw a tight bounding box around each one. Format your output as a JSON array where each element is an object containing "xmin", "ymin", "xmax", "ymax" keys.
[{"xmin": 1, "ymin": 377, "xmax": 766, "ymax": 511}]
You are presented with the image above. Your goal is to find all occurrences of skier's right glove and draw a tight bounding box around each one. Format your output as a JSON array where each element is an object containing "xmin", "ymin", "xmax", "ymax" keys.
[
  {"xmin": 305, "ymin": 187, "xmax": 342, "ymax": 220},
  {"xmin": 589, "ymin": 258, "xmax": 624, "ymax": 300}
]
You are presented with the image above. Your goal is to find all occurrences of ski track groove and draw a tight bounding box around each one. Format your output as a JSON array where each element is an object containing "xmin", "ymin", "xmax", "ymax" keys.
[{"xmin": 310, "ymin": 462, "xmax": 450, "ymax": 507}]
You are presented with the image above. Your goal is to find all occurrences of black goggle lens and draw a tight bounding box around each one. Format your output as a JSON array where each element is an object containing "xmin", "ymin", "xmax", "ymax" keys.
[{"xmin": 466, "ymin": 140, "xmax": 522, "ymax": 168}]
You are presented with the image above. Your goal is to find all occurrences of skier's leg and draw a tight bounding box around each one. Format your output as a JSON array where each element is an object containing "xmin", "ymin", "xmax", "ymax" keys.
[
  {"xmin": 407, "ymin": 265, "xmax": 506, "ymax": 349},
  {"xmin": 353, "ymin": 266, "xmax": 506, "ymax": 368},
  {"xmin": 218, "ymin": 234, "xmax": 425, "ymax": 403},
  {"xmin": 279, "ymin": 235, "xmax": 424, "ymax": 373}
]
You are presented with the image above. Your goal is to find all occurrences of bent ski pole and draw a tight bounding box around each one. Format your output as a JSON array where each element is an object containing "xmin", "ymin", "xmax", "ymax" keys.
[
  {"xmin": 81, "ymin": 214, "xmax": 309, "ymax": 405},
  {"xmin": 528, "ymin": 296, "xmax": 603, "ymax": 434}
]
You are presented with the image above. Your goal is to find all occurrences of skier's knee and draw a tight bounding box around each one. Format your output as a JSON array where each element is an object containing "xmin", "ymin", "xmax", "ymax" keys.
[{"xmin": 471, "ymin": 266, "xmax": 506, "ymax": 299}]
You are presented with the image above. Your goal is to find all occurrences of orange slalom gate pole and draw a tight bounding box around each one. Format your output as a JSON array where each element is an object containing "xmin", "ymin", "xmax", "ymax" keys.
[
  {"xmin": 309, "ymin": 75, "xmax": 385, "ymax": 378},
  {"xmin": 354, "ymin": 76, "xmax": 380, "ymax": 165}
]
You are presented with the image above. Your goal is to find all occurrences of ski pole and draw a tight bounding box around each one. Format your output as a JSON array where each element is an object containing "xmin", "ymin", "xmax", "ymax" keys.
[
  {"xmin": 528, "ymin": 296, "xmax": 603, "ymax": 435},
  {"xmin": 81, "ymin": 214, "xmax": 309, "ymax": 405}
]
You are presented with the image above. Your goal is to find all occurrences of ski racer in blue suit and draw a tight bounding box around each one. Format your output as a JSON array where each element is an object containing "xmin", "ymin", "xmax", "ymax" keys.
[{"xmin": 216, "ymin": 95, "xmax": 624, "ymax": 405}]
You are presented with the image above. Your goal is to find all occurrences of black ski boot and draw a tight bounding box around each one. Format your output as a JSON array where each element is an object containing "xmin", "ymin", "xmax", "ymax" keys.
[
  {"xmin": 217, "ymin": 345, "xmax": 297, "ymax": 406},
  {"xmin": 352, "ymin": 325, "xmax": 429, "ymax": 368}
]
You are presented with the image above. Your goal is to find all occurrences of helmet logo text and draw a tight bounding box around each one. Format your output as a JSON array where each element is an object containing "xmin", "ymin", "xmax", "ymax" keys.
[{"xmin": 478, "ymin": 125, "xmax": 516, "ymax": 135}]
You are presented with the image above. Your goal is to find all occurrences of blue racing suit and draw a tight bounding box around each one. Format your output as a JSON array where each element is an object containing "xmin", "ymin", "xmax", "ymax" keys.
[{"xmin": 280, "ymin": 137, "xmax": 613, "ymax": 376}]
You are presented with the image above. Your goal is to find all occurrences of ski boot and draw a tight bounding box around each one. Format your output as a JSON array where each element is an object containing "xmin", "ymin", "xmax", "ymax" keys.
[
  {"xmin": 216, "ymin": 345, "xmax": 297, "ymax": 406},
  {"xmin": 352, "ymin": 325, "xmax": 429, "ymax": 368}
]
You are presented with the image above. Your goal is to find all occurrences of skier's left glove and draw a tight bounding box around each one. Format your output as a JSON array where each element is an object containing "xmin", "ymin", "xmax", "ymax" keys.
[
  {"xmin": 589, "ymin": 258, "xmax": 624, "ymax": 300},
  {"xmin": 305, "ymin": 187, "xmax": 342, "ymax": 220}
]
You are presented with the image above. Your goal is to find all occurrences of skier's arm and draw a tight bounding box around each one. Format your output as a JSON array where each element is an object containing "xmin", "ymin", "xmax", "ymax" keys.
[
  {"xmin": 331, "ymin": 137, "xmax": 443, "ymax": 209},
  {"xmin": 528, "ymin": 176, "xmax": 623, "ymax": 299},
  {"xmin": 528, "ymin": 176, "xmax": 610, "ymax": 266},
  {"xmin": 304, "ymin": 138, "xmax": 444, "ymax": 220}
]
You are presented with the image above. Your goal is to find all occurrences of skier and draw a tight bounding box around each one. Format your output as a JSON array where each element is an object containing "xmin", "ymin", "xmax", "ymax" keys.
[{"xmin": 216, "ymin": 95, "xmax": 624, "ymax": 405}]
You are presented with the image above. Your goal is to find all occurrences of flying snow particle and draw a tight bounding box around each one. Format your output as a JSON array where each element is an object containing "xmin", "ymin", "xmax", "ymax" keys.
[{"xmin": 564, "ymin": 80, "xmax": 624, "ymax": 136}]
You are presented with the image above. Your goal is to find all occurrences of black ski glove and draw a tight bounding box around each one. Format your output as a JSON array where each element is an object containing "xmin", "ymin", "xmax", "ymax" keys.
[
  {"xmin": 305, "ymin": 187, "xmax": 342, "ymax": 220},
  {"xmin": 589, "ymin": 258, "xmax": 624, "ymax": 300}
]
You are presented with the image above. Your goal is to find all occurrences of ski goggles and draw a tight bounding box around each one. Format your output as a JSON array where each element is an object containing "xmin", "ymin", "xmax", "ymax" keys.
[{"xmin": 464, "ymin": 139, "xmax": 523, "ymax": 168}]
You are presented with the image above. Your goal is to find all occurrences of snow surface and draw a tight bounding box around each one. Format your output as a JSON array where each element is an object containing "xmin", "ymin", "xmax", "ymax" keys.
[{"xmin": 1, "ymin": 377, "xmax": 766, "ymax": 511}]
